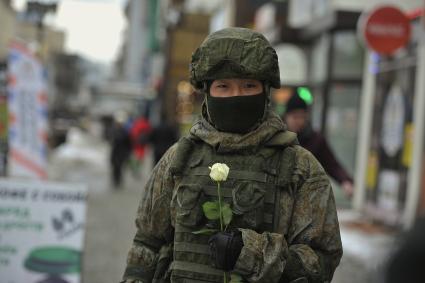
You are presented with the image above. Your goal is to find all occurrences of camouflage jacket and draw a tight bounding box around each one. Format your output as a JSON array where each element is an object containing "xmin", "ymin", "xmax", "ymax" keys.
[{"xmin": 121, "ymin": 112, "xmax": 342, "ymax": 283}]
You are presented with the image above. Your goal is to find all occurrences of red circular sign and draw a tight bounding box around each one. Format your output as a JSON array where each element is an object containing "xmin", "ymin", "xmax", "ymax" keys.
[{"xmin": 362, "ymin": 6, "xmax": 411, "ymax": 55}]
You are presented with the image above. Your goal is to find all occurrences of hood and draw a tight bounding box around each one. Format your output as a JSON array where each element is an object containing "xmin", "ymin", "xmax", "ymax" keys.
[{"xmin": 189, "ymin": 110, "xmax": 293, "ymax": 153}]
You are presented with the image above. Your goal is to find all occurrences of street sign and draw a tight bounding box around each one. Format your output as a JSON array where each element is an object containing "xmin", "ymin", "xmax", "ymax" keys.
[{"xmin": 360, "ymin": 6, "xmax": 411, "ymax": 55}]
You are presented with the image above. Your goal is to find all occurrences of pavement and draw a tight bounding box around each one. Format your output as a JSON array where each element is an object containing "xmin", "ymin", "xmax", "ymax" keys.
[
  {"xmin": 333, "ymin": 210, "xmax": 396, "ymax": 283},
  {"xmin": 47, "ymin": 127, "xmax": 398, "ymax": 283}
]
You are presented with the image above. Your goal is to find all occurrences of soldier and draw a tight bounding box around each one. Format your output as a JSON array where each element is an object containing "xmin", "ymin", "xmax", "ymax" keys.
[{"xmin": 121, "ymin": 27, "xmax": 342, "ymax": 283}]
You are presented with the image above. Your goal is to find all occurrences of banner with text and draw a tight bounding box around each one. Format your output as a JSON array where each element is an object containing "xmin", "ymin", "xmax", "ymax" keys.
[
  {"xmin": 0, "ymin": 61, "xmax": 8, "ymax": 176},
  {"xmin": 7, "ymin": 43, "xmax": 49, "ymax": 179},
  {"xmin": 0, "ymin": 179, "xmax": 87, "ymax": 283}
]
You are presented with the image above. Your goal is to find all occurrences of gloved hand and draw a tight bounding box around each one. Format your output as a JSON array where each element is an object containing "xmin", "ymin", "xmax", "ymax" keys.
[{"xmin": 208, "ymin": 229, "xmax": 244, "ymax": 271}]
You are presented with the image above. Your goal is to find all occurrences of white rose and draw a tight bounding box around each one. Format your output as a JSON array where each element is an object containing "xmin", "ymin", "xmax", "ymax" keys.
[{"xmin": 208, "ymin": 163, "xmax": 230, "ymax": 182}]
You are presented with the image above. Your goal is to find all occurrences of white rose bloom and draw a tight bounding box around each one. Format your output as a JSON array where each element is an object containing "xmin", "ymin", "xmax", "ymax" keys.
[{"xmin": 208, "ymin": 163, "xmax": 230, "ymax": 182}]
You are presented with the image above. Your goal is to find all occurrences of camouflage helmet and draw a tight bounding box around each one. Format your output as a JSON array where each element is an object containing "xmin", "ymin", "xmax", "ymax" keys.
[{"xmin": 190, "ymin": 27, "xmax": 281, "ymax": 90}]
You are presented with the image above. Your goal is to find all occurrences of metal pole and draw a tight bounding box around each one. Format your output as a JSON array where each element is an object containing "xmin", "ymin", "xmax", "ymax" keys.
[
  {"xmin": 353, "ymin": 51, "xmax": 376, "ymax": 211},
  {"xmin": 403, "ymin": 16, "xmax": 425, "ymax": 229}
]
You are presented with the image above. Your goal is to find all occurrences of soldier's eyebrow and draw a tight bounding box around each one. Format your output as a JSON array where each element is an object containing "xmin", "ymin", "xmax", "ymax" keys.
[{"xmin": 212, "ymin": 79, "xmax": 228, "ymax": 85}]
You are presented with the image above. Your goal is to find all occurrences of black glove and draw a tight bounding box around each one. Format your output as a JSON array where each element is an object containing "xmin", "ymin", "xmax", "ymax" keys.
[{"xmin": 208, "ymin": 229, "xmax": 244, "ymax": 271}]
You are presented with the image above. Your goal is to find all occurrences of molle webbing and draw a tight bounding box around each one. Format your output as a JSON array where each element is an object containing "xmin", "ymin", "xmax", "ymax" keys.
[
  {"xmin": 181, "ymin": 173, "xmax": 277, "ymax": 228},
  {"xmin": 202, "ymin": 184, "xmax": 275, "ymax": 204},
  {"xmin": 191, "ymin": 167, "xmax": 270, "ymax": 183},
  {"xmin": 170, "ymin": 136, "xmax": 296, "ymax": 282}
]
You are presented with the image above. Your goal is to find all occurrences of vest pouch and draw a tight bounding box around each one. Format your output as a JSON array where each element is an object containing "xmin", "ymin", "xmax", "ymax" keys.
[
  {"xmin": 175, "ymin": 184, "xmax": 204, "ymax": 227},
  {"xmin": 153, "ymin": 243, "xmax": 173, "ymax": 282},
  {"xmin": 232, "ymin": 181, "xmax": 266, "ymax": 229}
]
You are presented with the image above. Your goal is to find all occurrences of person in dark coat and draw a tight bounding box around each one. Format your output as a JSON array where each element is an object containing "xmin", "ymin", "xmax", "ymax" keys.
[
  {"xmin": 150, "ymin": 122, "xmax": 178, "ymax": 164},
  {"xmin": 283, "ymin": 88, "xmax": 354, "ymax": 197},
  {"xmin": 110, "ymin": 112, "xmax": 132, "ymax": 188},
  {"xmin": 149, "ymin": 118, "xmax": 179, "ymax": 164},
  {"xmin": 385, "ymin": 217, "xmax": 425, "ymax": 283}
]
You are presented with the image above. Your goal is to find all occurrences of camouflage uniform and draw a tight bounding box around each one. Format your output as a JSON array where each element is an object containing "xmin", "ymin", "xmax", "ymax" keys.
[{"xmin": 121, "ymin": 28, "xmax": 342, "ymax": 283}]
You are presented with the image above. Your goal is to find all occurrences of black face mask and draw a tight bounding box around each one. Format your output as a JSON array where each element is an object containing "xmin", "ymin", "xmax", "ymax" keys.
[{"xmin": 206, "ymin": 92, "xmax": 266, "ymax": 134}]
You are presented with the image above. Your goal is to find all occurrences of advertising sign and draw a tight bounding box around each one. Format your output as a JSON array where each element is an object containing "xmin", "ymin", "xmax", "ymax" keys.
[
  {"xmin": 0, "ymin": 179, "xmax": 87, "ymax": 283},
  {"xmin": 360, "ymin": 5, "xmax": 411, "ymax": 55},
  {"xmin": 377, "ymin": 170, "xmax": 400, "ymax": 224},
  {"xmin": 0, "ymin": 61, "xmax": 8, "ymax": 176},
  {"xmin": 380, "ymin": 84, "xmax": 405, "ymax": 157},
  {"xmin": 7, "ymin": 43, "xmax": 48, "ymax": 179}
]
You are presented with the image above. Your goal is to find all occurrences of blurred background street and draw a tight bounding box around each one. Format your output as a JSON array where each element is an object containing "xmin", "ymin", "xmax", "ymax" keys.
[{"xmin": 0, "ymin": 0, "xmax": 424, "ymax": 282}]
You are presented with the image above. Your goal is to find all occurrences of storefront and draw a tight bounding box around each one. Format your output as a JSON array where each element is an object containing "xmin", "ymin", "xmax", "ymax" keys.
[
  {"xmin": 284, "ymin": 0, "xmax": 364, "ymax": 202},
  {"xmin": 354, "ymin": 6, "xmax": 425, "ymax": 229},
  {"xmin": 309, "ymin": 25, "xmax": 364, "ymax": 184}
]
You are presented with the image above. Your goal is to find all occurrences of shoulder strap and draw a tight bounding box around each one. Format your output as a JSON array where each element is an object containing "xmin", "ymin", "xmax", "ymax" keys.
[
  {"xmin": 277, "ymin": 146, "xmax": 297, "ymax": 187},
  {"xmin": 265, "ymin": 130, "xmax": 299, "ymax": 148},
  {"xmin": 272, "ymin": 144, "xmax": 297, "ymax": 232},
  {"xmin": 169, "ymin": 134, "xmax": 201, "ymax": 176},
  {"xmin": 169, "ymin": 137, "xmax": 194, "ymax": 176},
  {"xmin": 262, "ymin": 130, "xmax": 298, "ymax": 187}
]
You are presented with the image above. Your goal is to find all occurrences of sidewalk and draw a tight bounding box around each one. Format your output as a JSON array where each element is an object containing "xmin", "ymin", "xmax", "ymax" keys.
[
  {"xmin": 333, "ymin": 210, "xmax": 396, "ymax": 283},
  {"xmin": 82, "ymin": 177, "xmax": 143, "ymax": 283},
  {"xmin": 48, "ymin": 127, "xmax": 154, "ymax": 283}
]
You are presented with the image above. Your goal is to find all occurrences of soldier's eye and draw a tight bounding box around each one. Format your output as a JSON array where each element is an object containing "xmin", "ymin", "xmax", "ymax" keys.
[
  {"xmin": 216, "ymin": 84, "xmax": 228, "ymax": 89},
  {"xmin": 245, "ymin": 83, "xmax": 259, "ymax": 88}
]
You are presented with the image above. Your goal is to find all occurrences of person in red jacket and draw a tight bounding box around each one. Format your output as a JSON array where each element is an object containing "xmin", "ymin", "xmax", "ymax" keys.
[
  {"xmin": 129, "ymin": 114, "xmax": 152, "ymax": 175},
  {"xmin": 283, "ymin": 87, "xmax": 354, "ymax": 197}
]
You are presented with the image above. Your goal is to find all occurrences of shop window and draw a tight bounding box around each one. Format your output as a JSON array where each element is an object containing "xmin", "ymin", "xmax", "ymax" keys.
[
  {"xmin": 331, "ymin": 31, "xmax": 364, "ymax": 79},
  {"xmin": 311, "ymin": 34, "xmax": 330, "ymax": 83},
  {"xmin": 326, "ymin": 83, "xmax": 361, "ymax": 175}
]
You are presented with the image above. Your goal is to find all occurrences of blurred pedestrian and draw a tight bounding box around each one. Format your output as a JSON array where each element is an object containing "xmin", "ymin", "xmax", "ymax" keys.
[
  {"xmin": 149, "ymin": 114, "xmax": 179, "ymax": 164},
  {"xmin": 109, "ymin": 111, "xmax": 132, "ymax": 188},
  {"xmin": 385, "ymin": 217, "xmax": 425, "ymax": 283},
  {"xmin": 283, "ymin": 87, "xmax": 354, "ymax": 197},
  {"xmin": 129, "ymin": 112, "xmax": 152, "ymax": 176}
]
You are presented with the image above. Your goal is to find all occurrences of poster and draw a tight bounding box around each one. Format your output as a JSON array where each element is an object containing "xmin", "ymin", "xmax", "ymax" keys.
[
  {"xmin": 7, "ymin": 43, "xmax": 48, "ymax": 179},
  {"xmin": 366, "ymin": 151, "xmax": 379, "ymax": 190},
  {"xmin": 0, "ymin": 179, "xmax": 87, "ymax": 283},
  {"xmin": 380, "ymin": 84, "xmax": 405, "ymax": 157},
  {"xmin": 377, "ymin": 170, "xmax": 400, "ymax": 224},
  {"xmin": 0, "ymin": 61, "xmax": 8, "ymax": 176},
  {"xmin": 402, "ymin": 123, "xmax": 413, "ymax": 167}
]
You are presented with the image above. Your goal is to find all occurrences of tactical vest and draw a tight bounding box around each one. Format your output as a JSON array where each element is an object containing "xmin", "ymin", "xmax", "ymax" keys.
[{"xmin": 168, "ymin": 133, "xmax": 296, "ymax": 283}]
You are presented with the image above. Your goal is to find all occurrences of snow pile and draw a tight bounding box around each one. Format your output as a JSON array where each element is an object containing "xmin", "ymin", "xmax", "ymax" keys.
[{"xmin": 53, "ymin": 127, "xmax": 108, "ymax": 169}]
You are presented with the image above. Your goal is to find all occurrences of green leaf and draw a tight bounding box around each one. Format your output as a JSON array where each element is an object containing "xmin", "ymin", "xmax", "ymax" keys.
[
  {"xmin": 221, "ymin": 203, "xmax": 233, "ymax": 226},
  {"xmin": 192, "ymin": 228, "xmax": 219, "ymax": 235},
  {"xmin": 202, "ymin": 201, "xmax": 220, "ymax": 220},
  {"xmin": 229, "ymin": 273, "xmax": 243, "ymax": 283}
]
